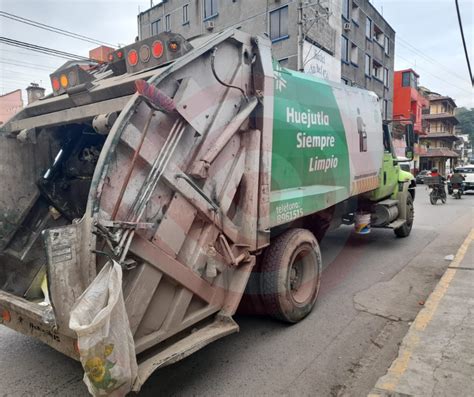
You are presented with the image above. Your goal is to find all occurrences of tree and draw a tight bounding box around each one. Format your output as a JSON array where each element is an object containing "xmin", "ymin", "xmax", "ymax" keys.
[{"xmin": 455, "ymin": 107, "xmax": 474, "ymax": 142}]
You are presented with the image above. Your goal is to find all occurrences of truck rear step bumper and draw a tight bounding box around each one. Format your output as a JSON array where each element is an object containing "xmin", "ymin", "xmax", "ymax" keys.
[{"xmin": 0, "ymin": 290, "xmax": 78, "ymax": 360}]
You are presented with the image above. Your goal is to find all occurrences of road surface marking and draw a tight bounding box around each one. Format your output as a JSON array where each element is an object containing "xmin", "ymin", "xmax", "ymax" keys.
[{"xmin": 376, "ymin": 228, "xmax": 474, "ymax": 393}]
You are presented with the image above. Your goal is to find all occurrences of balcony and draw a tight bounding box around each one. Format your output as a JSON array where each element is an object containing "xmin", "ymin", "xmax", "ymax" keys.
[{"xmin": 423, "ymin": 112, "xmax": 458, "ymax": 123}]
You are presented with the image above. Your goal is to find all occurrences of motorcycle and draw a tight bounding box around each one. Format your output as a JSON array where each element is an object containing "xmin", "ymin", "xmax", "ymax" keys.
[
  {"xmin": 425, "ymin": 176, "xmax": 447, "ymax": 205},
  {"xmin": 450, "ymin": 182, "xmax": 464, "ymax": 199}
]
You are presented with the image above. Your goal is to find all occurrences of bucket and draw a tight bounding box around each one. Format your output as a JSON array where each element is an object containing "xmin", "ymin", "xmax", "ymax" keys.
[{"xmin": 354, "ymin": 212, "xmax": 371, "ymax": 234}]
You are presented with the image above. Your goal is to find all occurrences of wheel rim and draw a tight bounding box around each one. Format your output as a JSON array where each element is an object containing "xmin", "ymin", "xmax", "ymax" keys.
[{"xmin": 287, "ymin": 246, "xmax": 318, "ymax": 305}]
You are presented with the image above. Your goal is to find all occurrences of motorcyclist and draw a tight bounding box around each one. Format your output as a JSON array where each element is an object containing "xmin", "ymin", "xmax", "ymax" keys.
[
  {"xmin": 430, "ymin": 167, "xmax": 446, "ymax": 198},
  {"xmin": 450, "ymin": 170, "xmax": 465, "ymax": 194}
]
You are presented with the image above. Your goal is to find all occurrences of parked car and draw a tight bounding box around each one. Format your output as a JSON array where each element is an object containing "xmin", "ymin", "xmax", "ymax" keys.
[{"xmin": 416, "ymin": 169, "xmax": 430, "ymax": 184}]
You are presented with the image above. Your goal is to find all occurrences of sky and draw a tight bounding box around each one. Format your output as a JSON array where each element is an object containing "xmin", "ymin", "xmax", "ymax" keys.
[{"xmin": 0, "ymin": 0, "xmax": 472, "ymax": 107}]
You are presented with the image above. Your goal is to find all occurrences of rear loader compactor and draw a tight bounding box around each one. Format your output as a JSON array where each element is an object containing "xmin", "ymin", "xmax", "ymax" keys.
[{"xmin": 0, "ymin": 29, "xmax": 415, "ymax": 394}]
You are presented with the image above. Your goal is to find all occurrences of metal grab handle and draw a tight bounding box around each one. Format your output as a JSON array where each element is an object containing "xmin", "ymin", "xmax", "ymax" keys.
[{"xmin": 175, "ymin": 174, "xmax": 219, "ymax": 212}]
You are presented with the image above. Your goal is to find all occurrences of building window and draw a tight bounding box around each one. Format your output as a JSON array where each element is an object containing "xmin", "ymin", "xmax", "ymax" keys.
[
  {"xmin": 270, "ymin": 6, "xmax": 289, "ymax": 42},
  {"xmin": 383, "ymin": 67, "xmax": 389, "ymax": 87},
  {"xmin": 374, "ymin": 24, "xmax": 384, "ymax": 45},
  {"xmin": 165, "ymin": 14, "xmax": 171, "ymax": 31},
  {"xmin": 342, "ymin": 0, "xmax": 350, "ymax": 20},
  {"xmin": 204, "ymin": 0, "xmax": 218, "ymax": 20},
  {"xmin": 151, "ymin": 19, "xmax": 161, "ymax": 35},
  {"xmin": 351, "ymin": 2, "xmax": 359, "ymax": 24},
  {"xmin": 365, "ymin": 17, "xmax": 372, "ymax": 39},
  {"xmin": 384, "ymin": 36, "xmax": 390, "ymax": 55},
  {"xmin": 402, "ymin": 71, "xmax": 410, "ymax": 87},
  {"xmin": 372, "ymin": 59, "xmax": 382, "ymax": 80},
  {"xmin": 365, "ymin": 54, "xmax": 371, "ymax": 76},
  {"xmin": 183, "ymin": 4, "xmax": 189, "ymax": 24},
  {"xmin": 341, "ymin": 36, "xmax": 349, "ymax": 63},
  {"xmin": 402, "ymin": 71, "xmax": 418, "ymax": 88},
  {"xmin": 351, "ymin": 42, "xmax": 358, "ymax": 65}
]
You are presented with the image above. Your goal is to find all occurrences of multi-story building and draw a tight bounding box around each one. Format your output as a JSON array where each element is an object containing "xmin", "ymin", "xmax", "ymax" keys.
[
  {"xmin": 419, "ymin": 93, "xmax": 460, "ymax": 174},
  {"xmin": 138, "ymin": 0, "xmax": 341, "ymax": 80},
  {"xmin": 137, "ymin": 1, "xmax": 395, "ymax": 118},
  {"xmin": 393, "ymin": 69, "xmax": 428, "ymax": 134},
  {"xmin": 340, "ymin": 0, "xmax": 395, "ymax": 119},
  {"xmin": 392, "ymin": 69, "xmax": 429, "ymax": 171}
]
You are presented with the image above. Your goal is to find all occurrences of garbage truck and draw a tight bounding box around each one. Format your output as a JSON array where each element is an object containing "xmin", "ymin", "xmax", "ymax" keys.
[{"xmin": 0, "ymin": 29, "xmax": 415, "ymax": 394}]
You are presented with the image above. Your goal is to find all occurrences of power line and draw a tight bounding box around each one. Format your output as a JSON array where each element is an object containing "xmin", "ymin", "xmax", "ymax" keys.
[
  {"xmin": 454, "ymin": 0, "xmax": 473, "ymax": 86},
  {"xmin": 0, "ymin": 59, "xmax": 55, "ymax": 71},
  {"xmin": 397, "ymin": 53, "xmax": 472, "ymax": 96},
  {"xmin": 0, "ymin": 37, "xmax": 92, "ymax": 61},
  {"xmin": 0, "ymin": 68, "xmax": 48, "ymax": 80},
  {"xmin": 0, "ymin": 46, "xmax": 68, "ymax": 61},
  {"xmin": 0, "ymin": 11, "xmax": 115, "ymax": 47},
  {"xmin": 396, "ymin": 37, "xmax": 468, "ymax": 83}
]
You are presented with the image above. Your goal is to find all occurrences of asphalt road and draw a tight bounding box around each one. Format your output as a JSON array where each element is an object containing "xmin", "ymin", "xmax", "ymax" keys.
[{"xmin": 1, "ymin": 186, "xmax": 473, "ymax": 397}]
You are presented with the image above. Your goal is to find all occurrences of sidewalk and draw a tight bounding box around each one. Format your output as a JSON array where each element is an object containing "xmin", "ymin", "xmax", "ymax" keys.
[{"xmin": 369, "ymin": 229, "xmax": 474, "ymax": 397}]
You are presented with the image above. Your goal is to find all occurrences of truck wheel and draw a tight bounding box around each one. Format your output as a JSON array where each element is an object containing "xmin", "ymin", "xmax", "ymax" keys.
[
  {"xmin": 260, "ymin": 229, "xmax": 322, "ymax": 323},
  {"xmin": 395, "ymin": 195, "xmax": 414, "ymax": 238}
]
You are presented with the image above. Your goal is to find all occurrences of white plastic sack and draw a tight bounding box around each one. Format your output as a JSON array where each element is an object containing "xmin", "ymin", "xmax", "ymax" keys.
[{"xmin": 70, "ymin": 261, "xmax": 138, "ymax": 396}]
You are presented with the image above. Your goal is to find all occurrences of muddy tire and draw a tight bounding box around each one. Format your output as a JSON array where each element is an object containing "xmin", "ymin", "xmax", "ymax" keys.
[
  {"xmin": 395, "ymin": 194, "xmax": 414, "ymax": 238},
  {"xmin": 260, "ymin": 229, "xmax": 322, "ymax": 323}
]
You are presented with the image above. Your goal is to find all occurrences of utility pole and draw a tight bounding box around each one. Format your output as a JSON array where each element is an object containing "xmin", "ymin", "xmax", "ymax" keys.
[{"xmin": 297, "ymin": 0, "xmax": 304, "ymax": 72}]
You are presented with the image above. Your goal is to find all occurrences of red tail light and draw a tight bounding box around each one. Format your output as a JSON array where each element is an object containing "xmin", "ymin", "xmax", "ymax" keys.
[
  {"xmin": 152, "ymin": 40, "xmax": 164, "ymax": 58},
  {"xmin": 52, "ymin": 77, "xmax": 60, "ymax": 91},
  {"xmin": 1, "ymin": 309, "xmax": 11, "ymax": 323},
  {"xmin": 127, "ymin": 49, "xmax": 138, "ymax": 66},
  {"xmin": 117, "ymin": 50, "xmax": 123, "ymax": 59}
]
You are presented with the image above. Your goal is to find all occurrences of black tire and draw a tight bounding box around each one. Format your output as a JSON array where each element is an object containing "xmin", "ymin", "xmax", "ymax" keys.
[
  {"xmin": 429, "ymin": 192, "xmax": 437, "ymax": 205},
  {"xmin": 260, "ymin": 229, "xmax": 322, "ymax": 323},
  {"xmin": 395, "ymin": 194, "xmax": 414, "ymax": 238}
]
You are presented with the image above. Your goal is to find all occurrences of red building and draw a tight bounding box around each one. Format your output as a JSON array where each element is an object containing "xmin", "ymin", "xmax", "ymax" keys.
[{"xmin": 393, "ymin": 69, "xmax": 428, "ymax": 134}]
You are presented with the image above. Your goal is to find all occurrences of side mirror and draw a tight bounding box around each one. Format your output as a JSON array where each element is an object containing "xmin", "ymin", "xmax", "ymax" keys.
[{"xmin": 404, "ymin": 124, "xmax": 415, "ymax": 160}]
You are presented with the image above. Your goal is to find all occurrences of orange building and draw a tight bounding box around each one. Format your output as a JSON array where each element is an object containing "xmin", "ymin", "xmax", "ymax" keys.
[
  {"xmin": 393, "ymin": 69, "xmax": 428, "ymax": 135},
  {"xmin": 89, "ymin": 45, "xmax": 115, "ymax": 63}
]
